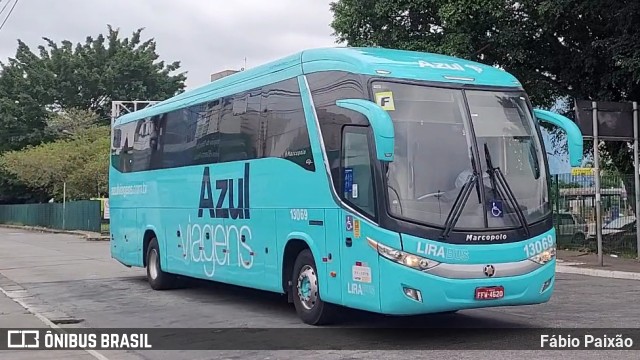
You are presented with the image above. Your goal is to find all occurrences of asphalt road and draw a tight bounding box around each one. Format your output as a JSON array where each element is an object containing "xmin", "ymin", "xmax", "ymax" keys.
[{"xmin": 0, "ymin": 227, "xmax": 638, "ymax": 359}]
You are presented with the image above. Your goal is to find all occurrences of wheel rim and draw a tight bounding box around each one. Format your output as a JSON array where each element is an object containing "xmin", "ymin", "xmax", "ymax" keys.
[
  {"xmin": 296, "ymin": 265, "xmax": 318, "ymax": 310},
  {"xmin": 149, "ymin": 249, "xmax": 159, "ymax": 280}
]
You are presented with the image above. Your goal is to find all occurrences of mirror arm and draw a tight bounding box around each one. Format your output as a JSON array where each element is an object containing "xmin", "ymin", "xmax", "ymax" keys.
[
  {"xmin": 534, "ymin": 109, "xmax": 583, "ymax": 167},
  {"xmin": 336, "ymin": 99, "xmax": 395, "ymax": 161}
]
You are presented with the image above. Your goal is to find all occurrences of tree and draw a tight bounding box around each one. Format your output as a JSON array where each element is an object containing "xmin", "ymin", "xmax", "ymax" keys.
[
  {"xmin": 0, "ymin": 25, "xmax": 186, "ymax": 150},
  {"xmin": 0, "ymin": 25, "xmax": 186, "ymax": 202},
  {"xmin": 330, "ymin": 0, "xmax": 640, "ymax": 206},
  {"xmin": 0, "ymin": 115, "xmax": 110, "ymax": 201}
]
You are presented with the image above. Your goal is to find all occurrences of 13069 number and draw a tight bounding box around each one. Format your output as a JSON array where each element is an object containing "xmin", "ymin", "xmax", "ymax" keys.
[
  {"xmin": 290, "ymin": 209, "xmax": 308, "ymax": 221},
  {"xmin": 524, "ymin": 235, "xmax": 554, "ymax": 257}
]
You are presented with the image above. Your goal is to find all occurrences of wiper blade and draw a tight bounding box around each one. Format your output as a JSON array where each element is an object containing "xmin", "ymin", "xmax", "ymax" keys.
[
  {"xmin": 483, "ymin": 143, "xmax": 530, "ymax": 236},
  {"xmin": 470, "ymin": 146, "xmax": 482, "ymax": 205},
  {"xmin": 440, "ymin": 146, "xmax": 483, "ymax": 239},
  {"xmin": 440, "ymin": 172, "xmax": 477, "ymax": 239}
]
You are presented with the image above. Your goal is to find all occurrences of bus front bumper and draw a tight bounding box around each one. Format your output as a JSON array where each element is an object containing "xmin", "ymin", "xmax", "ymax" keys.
[{"xmin": 377, "ymin": 257, "xmax": 556, "ymax": 315}]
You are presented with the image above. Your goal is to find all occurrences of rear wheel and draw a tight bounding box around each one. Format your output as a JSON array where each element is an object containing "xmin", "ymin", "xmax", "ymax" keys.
[
  {"xmin": 146, "ymin": 237, "xmax": 177, "ymax": 290},
  {"xmin": 292, "ymin": 249, "xmax": 337, "ymax": 325}
]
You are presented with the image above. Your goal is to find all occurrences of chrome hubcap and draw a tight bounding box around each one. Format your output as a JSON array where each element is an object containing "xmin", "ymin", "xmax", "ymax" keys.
[
  {"xmin": 149, "ymin": 249, "xmax": 158, "ymax": 280},
  {"xmin": 296, "ymin": 265, "xmax": 318, "ymax": 310}
]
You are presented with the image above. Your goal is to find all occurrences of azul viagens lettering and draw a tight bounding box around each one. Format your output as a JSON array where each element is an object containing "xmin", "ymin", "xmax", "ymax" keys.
[
  {"xmin": 177, "ymin": 163, "xmax": 255, "ymax": 278},
  {"xmin": 198, "ymin": 163, "xmax": 250, "ymax": 219}
]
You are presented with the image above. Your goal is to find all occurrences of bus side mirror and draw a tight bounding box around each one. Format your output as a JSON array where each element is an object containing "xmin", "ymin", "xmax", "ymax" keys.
[
  {"xmin": 336, "ymin": 99, "xmax": 395, "ymax": 162},
  {"xmin": 533, "ymin": 109, "xmax": 584, "ymax": 167}
]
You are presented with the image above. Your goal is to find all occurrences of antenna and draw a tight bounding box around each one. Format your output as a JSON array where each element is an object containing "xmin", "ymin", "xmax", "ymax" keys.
[{"xmin": 242, "ymin": 57, "xmax": 247, "ymax": 71}]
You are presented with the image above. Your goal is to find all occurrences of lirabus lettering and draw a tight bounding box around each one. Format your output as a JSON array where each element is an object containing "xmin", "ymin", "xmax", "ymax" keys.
[
  {"xmin": 346, "ymin": 282, "xmax": 375, "ymax": 296},
  {"xmin": 348, "ymin": 282, "xmax": 363, "ymax": 295},
  {"xmin": 416, "ymin": 242, "xmax": 469, "ymax": 261}
]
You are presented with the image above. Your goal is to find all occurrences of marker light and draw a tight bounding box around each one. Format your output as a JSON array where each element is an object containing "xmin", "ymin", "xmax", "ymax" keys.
[
  {"xmin": 443, "ymin": 75, "xmax": 475, "ymax": 81},
  {"xmin": 403, "ymin": 286, "xmax": 423, "ymax": 302},
  {"xmin": 367, "ymin": 237, "xmax": 440, "ymax": 271},
  {"xmin": 540, "ymin": 277, "xmax": 553, "ymax": 293},
  {"xmin": 529, "ymin": 246, "xmax": 556, "ymax": 265}
]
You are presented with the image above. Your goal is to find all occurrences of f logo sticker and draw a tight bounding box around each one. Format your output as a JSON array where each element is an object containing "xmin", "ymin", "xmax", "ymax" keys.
[{"xmin": 375, "ymin": 91, "xmax": 395, "ymax": 111}]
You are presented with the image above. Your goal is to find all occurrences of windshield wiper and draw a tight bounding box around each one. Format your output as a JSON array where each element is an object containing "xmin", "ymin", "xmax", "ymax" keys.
[
  {"xmin": 440, "ymin": 147, "xmax": 481, "ymax": 239},
  {"xmin": 483, "ymin": 143, "xmax": 530, "ymax": 237},
  {"xmin": 440, "ymin": 173, "xmax": 477, "ymax": 239}
]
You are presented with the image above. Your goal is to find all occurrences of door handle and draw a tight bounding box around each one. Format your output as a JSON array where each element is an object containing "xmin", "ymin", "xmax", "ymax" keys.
[{"xmin": 345, "ymin": 237, "xmax": 352, "ymax": 247}]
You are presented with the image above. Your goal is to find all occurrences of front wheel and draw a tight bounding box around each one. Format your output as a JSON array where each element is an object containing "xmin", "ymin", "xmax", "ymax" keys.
[{"xmin": 292, "ymin": 249, "xmax": 338, "ymax": 325}]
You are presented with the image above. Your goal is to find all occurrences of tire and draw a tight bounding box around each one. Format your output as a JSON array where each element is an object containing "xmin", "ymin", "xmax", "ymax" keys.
[
  {"xmin": 146, "ymin": 237, "xmax": 177, "ymax": 290},
  {"xmin": 572, "ymin": 232, "xmax": 586, "ymax": 244},
  {"xmin": 291, "ymin": 249, "xmax": 337, "ymax": 325}
]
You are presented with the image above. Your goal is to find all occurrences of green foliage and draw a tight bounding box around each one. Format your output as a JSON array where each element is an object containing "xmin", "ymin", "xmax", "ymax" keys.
[
  {"xmin": 45, "ymin": 108, "xmax": 101, "ymax": 137},
  {"xmin": 330, "ymin": 0, "xmax": 640, "ymax": 176},
  {"xmin": 0, "ymin": 25, "xmax": 186, "ymax": 152},
  {"xmin": 0, "ymin": 25, "xmax": 186, "ymax": 202},
  {"xmin": 0, "ymin": 125, "xmax": 110, "ymax": 201}
]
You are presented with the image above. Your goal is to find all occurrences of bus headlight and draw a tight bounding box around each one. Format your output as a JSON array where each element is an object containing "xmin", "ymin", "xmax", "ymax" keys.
[
  {"xmin": 529, "ymin": 246, "xmax": 556, "ymax": 265},
  {"xmin": 367, "ymin": 237, "xmax": 440, "ymax": 271}
]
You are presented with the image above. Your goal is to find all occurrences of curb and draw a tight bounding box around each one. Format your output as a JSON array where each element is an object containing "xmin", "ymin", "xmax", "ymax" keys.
[
  {"xmin": 0, "ymin": 224, "xmax": 109, "ymax": 241},
  {"xmin": 556, "ymin": 264, "xmax": 640, "ymax": 281}
]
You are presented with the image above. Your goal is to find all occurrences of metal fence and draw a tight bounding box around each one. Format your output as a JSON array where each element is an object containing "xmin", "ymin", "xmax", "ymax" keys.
[
  {"xmin": 552, "ymin": 172, "xmax": 638, "ymax": 257},
  {"xmin": 0, "ymin": 200, "xmax": 101, "ymax": 233}
]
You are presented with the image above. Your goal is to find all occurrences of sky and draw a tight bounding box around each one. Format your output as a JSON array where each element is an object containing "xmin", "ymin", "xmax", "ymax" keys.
[
  {"xmin": 0, "ymin": 0, "xmax": 573, "ymax": 172},
  {"xmin": 0, "ymin": 0, "xmax": 339, "ymax": 89}
]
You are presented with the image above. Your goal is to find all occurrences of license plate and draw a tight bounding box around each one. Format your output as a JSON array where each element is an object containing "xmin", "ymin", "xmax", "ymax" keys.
[{"xmin": 475, "ymin": 286, "xmax": 504, "ymax": 300}]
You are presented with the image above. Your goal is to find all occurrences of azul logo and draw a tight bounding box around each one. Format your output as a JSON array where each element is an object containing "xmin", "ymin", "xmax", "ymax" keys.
[
  {"xmin": 198, "ymin": 163, "xmax": 250, "ymax": 219},
  {"xmin": 466, "ymin": 234, "xmax": 507, "ymax": 242},
  {"xmin": 416, "ymin": 242, "xmax": 469, "ymax": 261},
  {"xmin": 419, "ymin": 60, "xmax": 464, "ymax": 71},
  {"xmin": 178, "ymin": 162, "xmax": 255, "ymax": 277},
  {"xmin": 418, "ymin": 60, "xmax": 484, "ymax": 73}
]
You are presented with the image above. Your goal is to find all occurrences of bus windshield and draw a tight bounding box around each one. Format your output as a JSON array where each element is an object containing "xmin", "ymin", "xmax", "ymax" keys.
[{"xmin": 374, "ymin": 81, "xmax": 549, "ymax": 231}]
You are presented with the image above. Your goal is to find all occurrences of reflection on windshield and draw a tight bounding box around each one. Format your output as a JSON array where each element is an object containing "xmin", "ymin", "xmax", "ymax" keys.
[
  {"xmin": 375, "ymin": 81, "xmax": 549, "ymax": 231},
  {"xmin": 467, "ymin": 90, "xmax": 548, "ymax": 228}
]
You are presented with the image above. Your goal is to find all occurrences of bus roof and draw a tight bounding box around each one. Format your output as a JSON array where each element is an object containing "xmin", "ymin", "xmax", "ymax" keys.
[{"xmin": 114, "ymin": 47, "xmax": 522, "ymax": 126}]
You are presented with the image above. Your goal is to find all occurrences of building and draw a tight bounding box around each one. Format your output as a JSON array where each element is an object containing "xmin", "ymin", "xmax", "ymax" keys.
[{"xmin": 210, "ymin": 70, "xmax": 239, "ymax": 82}]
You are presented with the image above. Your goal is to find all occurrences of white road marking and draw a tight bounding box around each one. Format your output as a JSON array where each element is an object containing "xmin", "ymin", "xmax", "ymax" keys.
[{"xmin": 0, "ymin": 285, "xmax": 111, "ymax": 360}]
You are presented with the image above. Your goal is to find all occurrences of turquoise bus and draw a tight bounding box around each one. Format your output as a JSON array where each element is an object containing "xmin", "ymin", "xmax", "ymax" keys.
[{"xmin": 109, "ymin": 47, "xmax": 583, "ymax": 325}]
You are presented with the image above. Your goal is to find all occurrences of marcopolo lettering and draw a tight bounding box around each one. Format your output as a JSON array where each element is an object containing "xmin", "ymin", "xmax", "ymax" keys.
[
  {"xmin": 198, "ymin": 163, "xmax": 250, "ymax": 219},
  {"xmin": 466, "ymin": 234, "xmax": 507, "ymax": 242}
]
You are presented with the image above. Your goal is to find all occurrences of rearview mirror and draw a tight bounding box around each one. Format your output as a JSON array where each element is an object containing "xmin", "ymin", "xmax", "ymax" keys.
[
  {"xmin": 534, "ymin": 109, "xmax": 584, "ymax": 167},
  {"xmin": 336, "ymin": 99, "xmax": 395, "ymax": 161}
]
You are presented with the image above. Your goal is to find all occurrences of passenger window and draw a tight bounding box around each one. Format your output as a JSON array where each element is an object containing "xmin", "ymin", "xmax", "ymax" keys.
[
  {"xmin": 341, "ymin": 126, "xmax": 376, "ymax": 218},
  {"xmin": 263, "ymin": 79, "xmax": 315, "ymax": 171},
  {"xmin": 219, "ymin": 96, "xmax": 252, "ymax": 162}
]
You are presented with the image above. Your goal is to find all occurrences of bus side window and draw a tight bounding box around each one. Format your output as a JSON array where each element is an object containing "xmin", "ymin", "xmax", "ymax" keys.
[{"xmin": 341, "ymin": 126, "xmax": 376, "ymax": 218}]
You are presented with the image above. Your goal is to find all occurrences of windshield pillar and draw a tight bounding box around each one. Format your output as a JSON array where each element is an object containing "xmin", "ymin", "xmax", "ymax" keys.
[{"xmin": 461, "ymin": 90, "xmax": 489, "ymax": 229}]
